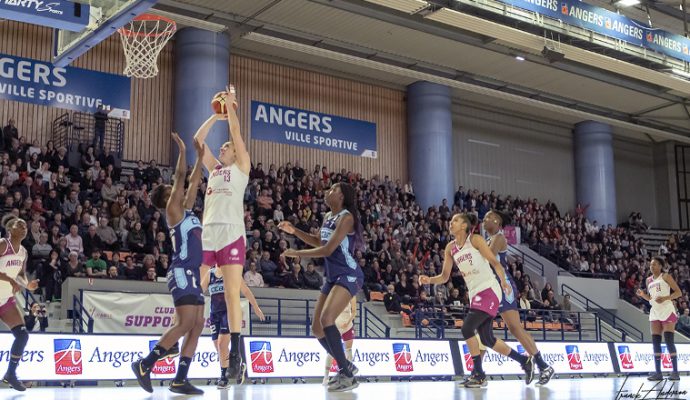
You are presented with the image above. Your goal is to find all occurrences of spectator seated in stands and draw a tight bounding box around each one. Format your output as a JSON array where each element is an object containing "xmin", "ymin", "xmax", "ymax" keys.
[
  {"xmin": 62, "ymin": 251, "xmax": 86, "ymax": 279},
  {"xmin": 283, "ymin": 263, "xmax": 305, "ymax": 289},
  {"xmin": 259, "ymin": 250, "xmax": 280, "ymax": 287},
  {"xmin": 107, "ymin": 265, "xmax": 122, "ymax": 280},
  {"xmin": 519, "ymin": 289, "xmax": 537, "ymax": 322},
  {"xmin": 122, "ymin": 255, "xmax": 142, "ymax": 280},
  {"xmin": 85, "ymin": 248, "xmax": 107, "ymax": 278},
  {"xmin": 244, "ymin": 262, "xmax": 265, "ymax": 288},
  {"xmin": 678, "ymin": 309, "xmax": 690, "ymax": 333},
  {"xmin": 302, "ymin": 262, "xmax": 323, "ymax": 290}
]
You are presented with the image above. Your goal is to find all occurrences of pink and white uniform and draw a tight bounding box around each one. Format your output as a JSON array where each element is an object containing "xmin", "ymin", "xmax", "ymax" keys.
[
  {"xmin": 450, "ymin": 236, "xmax": 503, "ymax": 317},
  {"xmin": 202, "ymin": 163, "xmax": 249, "ymax": 267},
  {"xmin": 0, "ymin": 239, "xmax": 27, "ymax": 315},
  {"xmin": 647, "ymin": 274, "xmax": 678, "ymax": 323}
]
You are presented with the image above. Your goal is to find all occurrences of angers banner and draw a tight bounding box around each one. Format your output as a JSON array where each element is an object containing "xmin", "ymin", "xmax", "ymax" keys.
[
  {"xmin": 250, "ymin": 101, "xmax": 378, "ymax": 158},
  {"xmin": 0, "ymin": 52, "xmax": 131, "ymax": 118},
  {"xmin": 614, "ymin": 343, "xmax": 690, "ymax": 373},
  {"xmin": 244, "ymin": 337, "xmax": 455, "ymax": 378},
  {"xmin": 81, "ymin": 290, "xmax": 249, "ymax": 335},
  {"xmin": 457, "ymin": 341, "xmax": 614, "ymax": 375}
]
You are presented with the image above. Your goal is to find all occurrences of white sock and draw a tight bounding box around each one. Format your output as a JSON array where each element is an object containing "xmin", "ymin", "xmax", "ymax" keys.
[{"xmin": 345, "ymin": 348, "xmax": 353, "ymax": 362}]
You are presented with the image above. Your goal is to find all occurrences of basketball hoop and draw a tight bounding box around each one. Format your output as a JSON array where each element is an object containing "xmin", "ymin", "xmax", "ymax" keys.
[{"xmin": 118, "ymin": 14, "xmax": 176, "ymax": 79}]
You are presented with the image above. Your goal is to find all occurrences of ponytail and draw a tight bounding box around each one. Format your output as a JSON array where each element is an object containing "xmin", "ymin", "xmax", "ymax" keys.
[
  {"xmin": 1, "ymin": 215, "xmax": 17, "ymax": 231},
  {"xmin": 339, "ymin": 183, "xmax": 364, "ymax": 254},
  {"xmin": 458, "ymin": 213, "xmax": 479, "ymax": 235}
]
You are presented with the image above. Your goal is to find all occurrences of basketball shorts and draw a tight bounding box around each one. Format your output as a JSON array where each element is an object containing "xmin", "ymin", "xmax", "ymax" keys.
[
  {"xmin": 322, "ymin": 274, "xmax": 363, "ymax": 297},
  {"xmin": 167, "ymin": 267, "xmax": 204, "ymax": 307},
  {"xmin": 0, "ymin": 297, "xmax": 17, "ymax": 317},
  {"xmin": 341, "ymin": 327, "xmax": 355, "ymax": 342},
  {"xmin": 209, "ymin": 310, "xmax": 230, "ymax": 341},
  {"xmin": 469, "ymin": 287, "xmax": 501, "ymax": 318},
  {"xmin": 498, "ymin": 278, "xmax": 520, "ymax": 314},
  {"xmin": 202, "ymin": 224, "xmax": 246, "ymax": 267}
]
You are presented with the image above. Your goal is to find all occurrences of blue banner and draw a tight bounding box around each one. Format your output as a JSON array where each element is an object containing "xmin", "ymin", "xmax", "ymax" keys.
[
  {"xmin": 1, "ymin": 0, "xmax": 89, "ymax": 32},
  {"xmin": 492, "ymin": 0, "xmax": 690, "ymax": 63},
  {"xmin": 250, "ymin": 101, "xmax": 377, "ymax": 158},
  {"xmin": 0, "ymin": 53, "xmax": 131, "ymax": 118}
]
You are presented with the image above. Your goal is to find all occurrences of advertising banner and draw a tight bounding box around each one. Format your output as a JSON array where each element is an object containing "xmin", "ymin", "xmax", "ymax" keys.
[
  {"xmin": 503, "ymin": 226, "xmax": 521, "ymax": 245},
  {"xmin": 250, "ymin": 101, "xmax": 377, "ymax": 158},
  {"xmin": 0, "ymin": 0, "xmax": 89, "ymax": 32},
  {"xmin": 0, "ymin": 53, "xmax": 131, "ymax": 118},
  {"xmin": 457, "ymin": 341, "xmax": 614, "ymax": 375},
  {"xmin": 82, "ymin": 291, "xmax": 249, "ymax": 335},
  {"xmin": 493, "ymin": 0, "xmax": 690, "ymax": 63},
  {"xmin": 614, "ymin": 342, "xmax": 690, "ymax": 373},
  {"xmin": 0, "ymin": 333, "xmax": 219, "ymax": 380},
  {"xmin": 244, "ymin": 337, "xmax": 455, "ymax": 378}
]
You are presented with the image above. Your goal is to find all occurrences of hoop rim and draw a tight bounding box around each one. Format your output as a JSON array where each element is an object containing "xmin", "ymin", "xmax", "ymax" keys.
[{"xmin": 118, "ymin": 13, "xmax": 177, "ymax": 38}]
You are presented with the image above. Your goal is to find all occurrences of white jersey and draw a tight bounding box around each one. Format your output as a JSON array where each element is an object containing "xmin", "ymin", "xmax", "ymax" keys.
[
  {"xmin": 203, "ymin": 163, "xmax": 248, "ymax": 226},
  {"xmin": 335, "ymin": 303, "xmax": 354, "ymax": 333},
  {"xmin": 0, "ymin": 239, "xmax": 27, "ymax": 300},
  {"xmin": 450, "ymin": 237, "xmax": 502, "ymax": 301},
  {"xmin": 647, "ymin": 273, "xmax": 677, "ymax": 321}
]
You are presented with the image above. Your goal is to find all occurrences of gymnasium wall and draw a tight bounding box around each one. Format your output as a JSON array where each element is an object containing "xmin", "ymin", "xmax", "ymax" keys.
[
  {"xmin": 452, "ymin": 103, "xmax": 575, "ymax": 212},
  {"xmin": 452, "ymin": 103, "xmax": 660, "ymax": 225},
  {"xmin": 231, "ymin": 56, "xmax": 407, "ymax": 182},
  {"xmin": 613, "ymin": 137, "xmax": 658, "ymax": 226},
  {"xmin": 0, "ymin": 21, "xmax": 174, "ymax": 163}
]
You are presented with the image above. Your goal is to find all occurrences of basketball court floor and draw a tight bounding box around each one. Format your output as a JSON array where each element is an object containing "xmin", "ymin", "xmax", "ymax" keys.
[{"xmin": 1, "ymin": 377, "xmax": 687, "ymax": 400}]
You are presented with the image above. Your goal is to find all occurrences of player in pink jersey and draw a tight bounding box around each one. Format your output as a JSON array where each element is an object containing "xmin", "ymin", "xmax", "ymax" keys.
[
  {"xmin": 0, "ymin": 215, "xmax": 39, "ymax": 391},
  {"xmin": 420, "ymin": 213, "xmax": 533, "ymax": 388},
  {"xmin": 194, "ymin": 85, "xmax": 250, "ymax": 383}
]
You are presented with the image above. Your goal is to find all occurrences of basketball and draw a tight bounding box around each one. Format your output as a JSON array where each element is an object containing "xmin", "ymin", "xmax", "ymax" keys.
[{"xmin": 211, "ymin": 92, "xmax": 228, "ymax": 115}]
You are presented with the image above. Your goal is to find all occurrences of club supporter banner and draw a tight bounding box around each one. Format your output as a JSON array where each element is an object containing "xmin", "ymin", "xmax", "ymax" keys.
[
  {"xmin": 490, "ymin": 0, "xmax": 690, "ymax": 63},
  {"xmin": 614, "ymin": 343, "xmax": 690, "ymax": 373},
  {"xmin": 0, "ymin": 0, "xmax": 90, "ymax": 31},
  {"xmin": 244, "ymin": 337, "xmax": 455, "ymax": 378},
  {"xmin": 82, "ymin": 291, "xmax": 249, "ymax": 335},
  {"xmin": 457, "ymin": 341, "xmax": 614, "ymax": 375},
  {"xmin": 0, "ymin": 53, "xmax": 131, "ymax": 118},
  {"xmin": 250, "ymin": 101, "xmax": 377, "ymax": 158},
  {"xmin": 0, "ymin": 333, "xmax": 221, "ymax": 380}
]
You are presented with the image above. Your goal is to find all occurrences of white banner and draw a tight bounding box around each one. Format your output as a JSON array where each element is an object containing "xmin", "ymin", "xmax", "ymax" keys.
[
  {"xmin": 81, "ymin": 291, "xmax": 249, "ymax": 335},
  {"xmin": 614, "ymin": 343, "xmax": 690, "ymax": 373},
  {"xmin": 0, "ymin": 333, "xmax": 219, "ymax": 380},
  {"xmin": 243, "ymin": 337, "xmax": 456, "ymax": 378},
  {"xmin": 457, "ymin": 341, "xmax": 614, "ymax": 375}
]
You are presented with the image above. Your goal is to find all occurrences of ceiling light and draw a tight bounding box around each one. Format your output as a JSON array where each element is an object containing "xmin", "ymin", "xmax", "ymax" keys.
[
  {"xmin": 615, "ymin": 0, "xmax": 640, "ymax": 7},
  {"xmin": 515, "ymin": 55, "xmax": 525, "ymax": 61}
]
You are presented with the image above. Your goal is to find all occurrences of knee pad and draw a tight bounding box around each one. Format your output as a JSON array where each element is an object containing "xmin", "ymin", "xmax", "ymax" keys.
[
  {"xmin": 652, "ymin": 334, "xmax": 662, "ymax": 354},
  {"xmin": 478, "ymin": 324, "xmax": 497, "ymax": 349},
  {"xmin": 461, "ymin": 323, "xmax": 475, "ymax": 340},
  {"xmin": 664, "ymin": 331, "xmax": 677, "ymax": 353}
]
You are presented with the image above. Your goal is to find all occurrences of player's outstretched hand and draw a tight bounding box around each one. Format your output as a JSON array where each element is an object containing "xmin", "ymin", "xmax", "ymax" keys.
[
  {"xmin": 171, "ymin": 132, "xmax": 185, "ymax": 149},
  {"xmin": 278, "ymin": 221, "xmax": 295, "ymax": 234}
]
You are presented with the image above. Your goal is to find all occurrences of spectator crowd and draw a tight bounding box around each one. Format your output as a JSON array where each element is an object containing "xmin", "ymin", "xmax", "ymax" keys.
[{"xmin": 2, "ymin": 117, "xmax": 689, "ymax": 331}]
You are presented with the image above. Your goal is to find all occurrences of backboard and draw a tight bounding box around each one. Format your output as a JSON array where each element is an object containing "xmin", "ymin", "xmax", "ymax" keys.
[{"xmin": 53, "ymin": 0, "xmax": 158, "ymax": 67}]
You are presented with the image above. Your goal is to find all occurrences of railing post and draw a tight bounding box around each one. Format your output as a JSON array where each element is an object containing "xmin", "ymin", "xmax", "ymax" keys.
[
  {"xmin": 305, "ymin": 300, "xmax": 310, "ymax": 337},
  {"xmin": 277, "ymin": 299, "xmax": 282, "ymax": 337}
]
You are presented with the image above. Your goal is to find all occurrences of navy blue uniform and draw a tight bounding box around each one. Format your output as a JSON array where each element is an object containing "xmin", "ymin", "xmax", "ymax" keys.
[
  {"xmin": 489, "ymin": 232, "xmax": 519, "ymax": 313},
  {"xmin": 166, "ymin": 210, "xmax": 204, "ymax": 307},
  {"xmin": 320, "ymin": 210, "xmax": 364, "ymax": 297},
  {"xmin": 208, "ymin": 267, "xmax": 229, "ymax": 340}
]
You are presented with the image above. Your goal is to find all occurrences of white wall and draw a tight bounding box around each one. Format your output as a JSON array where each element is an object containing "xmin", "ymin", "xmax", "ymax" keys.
[
  {"xmin": 614, "ymin": 137, "xmax": 658, "ymax": 226},
  {"xmin": 557, "ymin": 276, "xmax": 620, "ymax": 309},
  {"xmin": 453, "ymin": 104, "xmax": 575, "ymax": 212}
]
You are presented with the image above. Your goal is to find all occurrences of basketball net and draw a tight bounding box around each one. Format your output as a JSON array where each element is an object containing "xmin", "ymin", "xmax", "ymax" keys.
[{"xmin": 118, "ymin": 14, "xmax": 176, "ymax": 79}]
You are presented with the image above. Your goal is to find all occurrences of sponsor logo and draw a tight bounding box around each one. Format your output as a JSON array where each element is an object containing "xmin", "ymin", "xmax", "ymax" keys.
[
  {"xmin": 53, "ymin": 339, "xmax": 82, "ymax": 375},
  {"xmin": 462, "ymin": 344, "xmax": 474, "ymax": 372},
  {"xmin": 565, "ymin": 345, "xmax": 583, "ymax": 370},
  {"xmin": 149, "ymin": 340, "xmax": 176, "ymax": 375},
  {"xmin": 250, "ymin": 341, "xmax": 274, "ymax": 373},
  {"xmin": 4, "ymin": 0, "xmax": 64, "ymax": 15},
  {"xmin": 392, "ymin": 343, "xmax": 413, "ymax": 372},
  {"xmin": 661, "ymin": 345, "xmax": 673, "ymax": 369},
  {"xmin": 230, "ymin": 248, "xmax": 239, "ymax": 256},
  {"xmin": 617, "ymin": 346, "xmax": 634, "ymax": 370}
]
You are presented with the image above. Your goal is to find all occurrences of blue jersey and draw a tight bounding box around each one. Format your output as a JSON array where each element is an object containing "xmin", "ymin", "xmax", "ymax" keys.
[
  {"xmin": 169, "ymin": 210, "xmax": 203, "ymax": 270},
  {"xmin": 488, "ymin": 232, "xmax": 518, "ymax": 305},
  {"xmin": 208, "ymin": 267, "xmax": 226, "ymax": 313},
  {"xmin": 320, "ymin": 210, "xmax": 363, "ymax": 282}
]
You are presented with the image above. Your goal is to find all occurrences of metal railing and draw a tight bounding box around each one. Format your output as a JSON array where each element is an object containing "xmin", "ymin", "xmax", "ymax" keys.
[
  {"xmin": 362, "ymin": 306, "xmax": 391, "ymax": 338},
  {"xmin": 508, "ymin": 244, "xmax": 545, "ymax": 276},
  {"xmin": 72, "ymin": 295, "xmax": 94, "ymax": 334},
  {"xmin": 561, "ymin": 284, "xmax": 644, "ymax": 342},
  {"xmin": 413, "ymin": 306, "xmax": 599, "ymax": 341}
]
